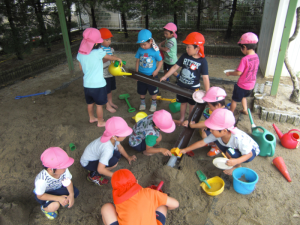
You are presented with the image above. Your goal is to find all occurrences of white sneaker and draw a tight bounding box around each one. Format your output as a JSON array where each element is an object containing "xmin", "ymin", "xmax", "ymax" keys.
[
  {"xmin": 139, "ymin": 104, "xmax": 146, "ymax": 110},
  {"xmin": 149, "ymin": 104, "xmax": 157, "ymax": 112}
]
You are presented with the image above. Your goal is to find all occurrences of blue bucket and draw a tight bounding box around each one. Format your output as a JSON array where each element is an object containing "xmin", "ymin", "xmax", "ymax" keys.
[{"xmin": 232, "ymin": 167, "xmax": 259, "ymax": 195}]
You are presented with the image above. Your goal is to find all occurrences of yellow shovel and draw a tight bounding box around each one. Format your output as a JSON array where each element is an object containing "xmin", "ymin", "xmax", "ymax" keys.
[{"xmin": 156, "ymin": 96, "xmax": 176, "ymax": 103}]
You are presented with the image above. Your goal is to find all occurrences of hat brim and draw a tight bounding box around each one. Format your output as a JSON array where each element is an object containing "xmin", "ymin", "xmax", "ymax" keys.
[
  {"xmin": 204, "ymin": 118, "xmax": 224, "ymax": 131},
  {"xmin": 159, "ymin": 120, "xmax": 176, "ymax": 133},
  {"xmin": 59, "ymin": 157, "xmax": 74, "ymax": 169},
  {"xmin": 100, "ymin": 127, "xmax": 133, "ymax": 143}
]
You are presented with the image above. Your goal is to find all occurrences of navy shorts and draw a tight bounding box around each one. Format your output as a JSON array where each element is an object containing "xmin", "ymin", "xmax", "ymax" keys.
[
  {"xmin": 84, "ymin": 87, "xmax": 108, "ymax": 105},
  {"xmin": 163, "ymin": 62, "xmax": 174, "ymax": 71},
  {"xmin": 204, "ymin": 129, "xmax": 223, "ymax": 149},
  {"xmin": 232, "ymin": 84, "xmax": 253, "ymax": 102},
  {"xmin": 176, "ymin": 94, "xmax": 196, "ymax": 105},
  {"xmin": 131, "ymin": 139, "xmax": 146, "ymax": 152},
  {"xmin": 105, "ymin": 77, "xmax": 116, "ymax": 94},
  {"xmin": 83, "ymin": 150, "xmax": 121, "ymax": 171},
  {"xmin": 217, "ymin": 145, "xmax": 257, "ymax": 163},
  {"xmin": 137, "ymin": 76, "xmax": 159, "ymax": 96},
  {"xmin": 34, "ymin": 186, "xmax": 79, "ymax": 208},
  {"xmin": 110, "ymin": 211, "xmax": 166, "ymax": 225}
]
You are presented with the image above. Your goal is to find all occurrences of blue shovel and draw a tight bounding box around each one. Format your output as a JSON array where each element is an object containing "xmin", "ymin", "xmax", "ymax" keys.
[{"xmin": 15, "ymin": 89, "xmax": 52, "ymax": 100}]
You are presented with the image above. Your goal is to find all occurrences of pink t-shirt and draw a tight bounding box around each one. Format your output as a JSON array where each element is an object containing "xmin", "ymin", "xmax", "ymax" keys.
[{"xmin": 236, "ymin": 54, "xmax": 259, "ymax": 90}]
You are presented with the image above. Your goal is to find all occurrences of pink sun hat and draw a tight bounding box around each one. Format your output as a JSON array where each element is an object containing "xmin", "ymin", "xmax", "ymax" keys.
[
  {"xmin": 41, "ymin": 147, "xmax": 74, "ymax": 169},
  {"xmin": 237, "ymin": 32, "xmax": 258, "ymax": 44},
  {"xmin": 78, "ymin": 28, "xmax": 103, "ymax": 55},
  {"xmin": 204, "ymin": 108, "xmax": 237, "ymax": 134},
  {"xmin": 202, "ymin": 87, "xmax": 227, "ymax": 102},
  {"xmin": 101, "ymin": 117, "xmax": 133, "ymax": 143},
  {"xmin": 192, "ymin": 90, "xmax": 206, "ymax": 103},
  {"xmin": 163, "ymin": 23, "xmax": 177, "ymax": 39},
  {"xmin": 153, "ymin": 109, "xmax": 175, "ymax": 133}
]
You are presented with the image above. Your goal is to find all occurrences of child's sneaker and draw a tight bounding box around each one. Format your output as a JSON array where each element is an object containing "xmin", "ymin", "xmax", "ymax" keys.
[
  {"xmin": 41, "ymin": 206, "xmax": 58, "ymax": 220},
  {"xmin": 139, "ymin": 104, "xmax": 146, "ymax": 111},
  {"xmin": 149, "ymin": 104, "xmax": 157, "ymax": 112},
  {"xmin": 207, "ymin": 145, "xmax": 221, "ymax": 157},
  {"xmin": 87, "ymin": 173, "xmax": 108, "ymax": 186}
]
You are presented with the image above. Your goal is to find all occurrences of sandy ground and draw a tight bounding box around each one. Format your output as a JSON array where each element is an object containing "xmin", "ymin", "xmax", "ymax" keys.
[{"xmin": 0, "ymin": 52, "xmax": 300, "ymax": 225}]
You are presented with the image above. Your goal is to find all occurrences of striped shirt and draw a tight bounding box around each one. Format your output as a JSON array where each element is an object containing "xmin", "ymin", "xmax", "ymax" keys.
[{"xmin": 101, "ymin": 46, "xmax": 114, "ymax": 78}]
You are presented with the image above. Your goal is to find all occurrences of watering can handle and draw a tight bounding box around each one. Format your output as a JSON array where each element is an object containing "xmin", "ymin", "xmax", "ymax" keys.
[{"xmin": 287, "ymin": 129, "xmax": 300, "ymax": 134}]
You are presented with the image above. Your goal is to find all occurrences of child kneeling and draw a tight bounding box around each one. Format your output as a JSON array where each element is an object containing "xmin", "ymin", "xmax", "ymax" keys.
[
  {"xmin": 101, "ymin": 169, "xmax": 179, "ymax": 225},
  {"xmin": 34, "ymin": 147, "xmax": 79, "ymax": 220},
  {"xmin": 180, "ymin": 108, "xmax": 260, "ymax": 175},
  {"xmin": 80, "ymin": 117, "xmax": 136, "ymax": 186}
]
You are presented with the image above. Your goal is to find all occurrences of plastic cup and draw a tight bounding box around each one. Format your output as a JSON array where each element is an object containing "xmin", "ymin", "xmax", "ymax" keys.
[{"xmin": 69, "ymin": 143, "xmax": 76, "ymax": 151}]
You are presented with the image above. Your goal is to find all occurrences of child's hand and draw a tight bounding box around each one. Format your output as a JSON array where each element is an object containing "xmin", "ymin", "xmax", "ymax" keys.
[
  {"xmin": 226, "ymin": 158, "xmax": 238, "ymax": 167},
  {"xmin": 152, "ymin": 70, "xmax": 159, "ymax": 77},
  {"xmin": 160, "ymin": 76, "xmax": 167, "ymax": 82},
  {"xmin": 180, "ymin": 149, "xmax": 187, "ymax": 154},
  {"xmin": 226, "ymin": 72, "xmax": 230, "ymax": 76},
  {"xmin": 189, "ymin": 121, "xmax": 196, "ymax": 128},
  {"xmin": 59, "ymin": 195, "xmax": 69, "ymax": 207},
  {"xmin": 127, "ymin": 155, "xmax": 137, "ymax": 165},
  {"xmin": 182, "ymin": 120, "xmax": 189, "ymax": 127},
  {"xmin": 66, "ymin": 195, "xmax": 75, "ymax": 208},
  {"xmin": 161, "ymin": 149, "xmax": 172, "ymax": 156},
  {"xmin": 116, "ymin": 58, "xmax": 122, "ymax": 65}
]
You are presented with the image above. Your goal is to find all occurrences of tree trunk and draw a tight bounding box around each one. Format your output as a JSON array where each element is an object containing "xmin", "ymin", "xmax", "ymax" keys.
[
  {"xmin": 225, "ymin": 0, "xmax": 237, "ymax": 40},
  {"xmin": 286, "ymin": 7, "xmax": 300, "ymax": 103},
  {"xmin": 196, "ymin": 0, "xmax": 202, "ymax": 31},
  {"xmin": 4, "ymin": 0, "xmax": 23, "ymax": 59},
  {"xmin": 35, "ymin": 0, "xmax": 51, "ymax": 51},
  {"xmin": 91, "ymin": 5, "xmax": 97, "ymax": 28},
  {"xmin": 121, "ymin": 13, "xmax": 129, "ymax": 38},
  {"xmin": 145, "ymin": 14, "xmax": 149, "ymax": 30}
]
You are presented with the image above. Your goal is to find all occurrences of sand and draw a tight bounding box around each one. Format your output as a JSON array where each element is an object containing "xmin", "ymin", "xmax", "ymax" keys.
[{"xmin": 0, "ymin": 52, "xmax": 300, "ymax": 225}]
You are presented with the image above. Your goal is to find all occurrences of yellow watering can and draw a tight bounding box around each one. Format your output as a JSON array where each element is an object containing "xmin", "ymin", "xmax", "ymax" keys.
[{"xmin": 108, "ymin": 61, "xmax": 132, "ymax": 76}]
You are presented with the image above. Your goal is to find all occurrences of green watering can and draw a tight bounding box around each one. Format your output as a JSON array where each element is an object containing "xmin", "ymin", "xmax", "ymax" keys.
[{"xmin": 248, "ymin": 109, "xmax": 276, "ymax": 157}]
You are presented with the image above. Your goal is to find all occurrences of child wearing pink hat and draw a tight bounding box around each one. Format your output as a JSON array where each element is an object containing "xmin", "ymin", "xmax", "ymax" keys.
[
  {"xmin": 101, "ymin": 169, "xmax": 179, "ymax": 225},
  {"xmin": 180, "ymin": 108, "xmax": 260, "ymax": 175},
  {"xmin": 77, "ymin": 28, "xmax": 123, "ymax": 127},
  {"xmin": 159, "ymin": 23, "xmax": 178, "ymax": 81},
  {"xmin": 129, "ymin": 109, "xmax": 175, "ymax": 156},
  {"xmin": 80, "ymin": 117, "xmax": 136, "ymax": 186},
  {"xmin": 182, "ymin": 87, "xmax": 227, "ymax": 157},
  {"xmin": 226, "ymin": 32, "xmax": 259, "ymax": 115},
  {"xmin": 34, "ymin": 147, "xmax": 79, "ymax": 220}
]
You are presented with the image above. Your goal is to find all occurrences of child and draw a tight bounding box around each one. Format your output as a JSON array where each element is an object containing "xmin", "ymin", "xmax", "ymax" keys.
[
  {"xmin": 101, "ymin": 169, "xmax": 179, "ymax": 225},
  {"xmin": 77, "ymin": 28, "xmax": 122, "ymax": 127},
  {"xmin": 226, "ymin": 32, "xmax": 259, "ymax": 115},
  {"xmin": 180, "ymin": 108, "xmax": 260, "ymax": 175},
  {"xmin": 34, "ymin": 147, "xmax": 79, "ymax": 220},
  {"xmin": 160, "ymin": 32, "xmax": 210, "ymax": 126},
  {"xmin": 129, "ymin": 109, "xmax": 175, "ymax": 156},
  {"xmin": 159, "ymin": 23, "xmax": 178, "ymax": 81},
  {"xmin": 80, "ymin": 117, "xmax": 136, "ymax": 186},
  {"xmin": 135, "ymin": 29, "xmax": 163, "ymax": 112},
  {"xmin": 182, "ymin": 87, "xmax": 227, "ymax": 157},
  {"xmin": 99, "ymin": 28, "xmax": 118, "ymax": 113}
]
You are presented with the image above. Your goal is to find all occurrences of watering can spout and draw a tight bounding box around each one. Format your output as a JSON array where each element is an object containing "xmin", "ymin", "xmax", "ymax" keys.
[{"xmin": 272, "ymin": 123, "xmax": 283, "ymax": 139}]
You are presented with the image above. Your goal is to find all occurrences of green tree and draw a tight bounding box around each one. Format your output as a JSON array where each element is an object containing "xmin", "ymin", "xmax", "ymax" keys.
[
  {"xmin": 79, "ymin": 0, "xmax": 99, "ymax": 28},
  {"xmin": 225, "ymin": 0, "xmax": 237, "ymax": 40}
]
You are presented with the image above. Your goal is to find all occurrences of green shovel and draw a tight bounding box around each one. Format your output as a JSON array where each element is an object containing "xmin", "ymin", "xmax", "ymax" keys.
[{"xmin": 196, "ymin": 170, "xmax": 211, "ymax": 189}]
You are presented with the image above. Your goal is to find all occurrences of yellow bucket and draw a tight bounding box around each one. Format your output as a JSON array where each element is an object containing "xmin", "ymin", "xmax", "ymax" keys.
[
  {"xmin": 132, "ymin": 112, "xmax": 148, "ymax": 123},
  {"xmin": 200, "ymin": 176, "xmax": 225, "ymax": 196}
]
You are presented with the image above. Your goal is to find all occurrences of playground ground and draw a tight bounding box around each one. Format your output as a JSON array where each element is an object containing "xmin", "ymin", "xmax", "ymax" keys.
[{"xmin": 0, "ymin": 52, "xmax": 300, "ymax": 225}]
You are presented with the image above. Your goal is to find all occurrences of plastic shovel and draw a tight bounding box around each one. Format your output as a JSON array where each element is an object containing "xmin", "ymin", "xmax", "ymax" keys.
[
  {"xmin": 15, "ymin": 90, "xmax": 52, "ymax": 100},
  {"xmin": 119, "ymin": 93, "xmax": 136, "ymax": 113},
  {"xmin": 196, "ymin": 170, "xmax": 211, "ymax": 189}
]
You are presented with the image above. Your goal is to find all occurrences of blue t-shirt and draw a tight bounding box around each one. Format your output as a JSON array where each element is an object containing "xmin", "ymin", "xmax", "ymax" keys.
[
  {"xmin": 135, "ymin": 47, "xmax": 162, "ymax": 76},
  {"xmin": 176, "ymin": 53, "xmax": 208, "ymax": 89},
  {"xmin": 77, "ymin": 48, "xmax": 106, "ymax": 88}
]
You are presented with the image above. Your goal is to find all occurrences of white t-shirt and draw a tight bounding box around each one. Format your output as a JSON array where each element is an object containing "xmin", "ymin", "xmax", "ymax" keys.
[
  {"xmin": 34, "ymin": 168, "xmax": 72, "ymax": 195},
  {"xmin": 204, "ymin": 128, "xmax": 260, "ymax": 156},
  {"xmin": 80, "ymin": 137, "xmax": 120, "ymax": 167}
]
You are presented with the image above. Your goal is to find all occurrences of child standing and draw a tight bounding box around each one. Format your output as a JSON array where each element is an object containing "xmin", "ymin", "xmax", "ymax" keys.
[
  {"xmin": 80, "ymin": 117, "xmax": 136, "ymax": 186},
  {"xmin": 77, "ymin": 28, "xmax": 122, "ymax": 127},
  {"xmin": 99, "ymin": 28, "xmax": 118, "ymax": 113},
  {"xmin": 226, "ymin": 32, "xmax": 259, "ymax": 115},
  {"xmin": 182, "ymin": 87, "xmax": 227, "ymax": 156},
  {"xmin": 34, "ymin": 147, "xmax": 79, "ymax": 220},
  {"xmin": 160, "ymin": 32, "xmax": 210, "ymax": 126},
  {"xmin": 159, "ymin": 23, "xmax": 178, "ymax": 80},
  {"xmin": 101, "ymin": 169, "xmax": 179, "ymax": 225},
  {"xmin": 135, "ymin": 29, "xmax": 163, "ymax": 112},
  {"xmin": 180, "ymin": 108, "xmax": 260, "ymax": 175},
  {"xmin": 129, "ymin": 109, "xmax": 175, "ymax": 156}
]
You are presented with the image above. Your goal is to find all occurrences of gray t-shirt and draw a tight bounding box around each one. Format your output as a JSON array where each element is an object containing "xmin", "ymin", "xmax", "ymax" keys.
[
  {"xmin": 80, "ymin": 137, "xmax": 120, "ymax": 167},
  {"xmin": 204, "ymin": 128, "xmax": 260, "ymax": 156}
]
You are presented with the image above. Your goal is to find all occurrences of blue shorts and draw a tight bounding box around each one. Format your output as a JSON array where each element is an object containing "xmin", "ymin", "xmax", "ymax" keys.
[
  {"xmin": 83, "ymin": 150, "xmax": 121, "ymax": 171},
  {"xmin": 232, "ymin": 84, "xmax": 253, "ymax": 102},
  {"xmin": 204, "ymin": 129, "xmax": 222, "ymax": 149},
  {"xmin": 176, "ymin": 94, "xmax": 196, "ymax": 105},
  {"xmin": 163, "ymin": 62, "xmax": 174, "ymax": 71},
  {"xmin": 137, "ymin": 76, "xmax": 159, "ymax": 96},
  {"xmin": 217, "ymin": 145, "xmax": 257, "ymax": 163},
  {"xmin": 131, "ymin": 139, "xmax": 146, "ymax": 152},
  {"xmin": 105, "ymin": 77, "xmax": 116, "ymax": 94},
  {"xmin": 109, "ymin": 211, "xmax": 166, "ymax": 225},
  {"xmin": 84, "ymin": 87, "xmax": 108, "ymax": 105},
  {"xmin": 34, "ymin": 186, "xmax": 79, "ymax": 208}
]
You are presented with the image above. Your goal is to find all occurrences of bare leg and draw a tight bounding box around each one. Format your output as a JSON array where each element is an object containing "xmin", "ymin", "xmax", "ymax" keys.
[
  {"xmin": 106, "ymin": 163, "xmax": 118, "ymax": 171},
  {"xmin": 96, "ymin": 104, "xmax": 106, "ymax": 127},
  {"xmin": 240, "ymin": 97, "xmax": 248, "ymax": 115},
  {"xmin": 230, "ymin": 100, "xmax": 237, "ymax": 114},
  {"xmin": 188, "ymin": 104, "xmax": 194, "ymax": 117},
  {"xmin": 106, "ymin": 93, "xmax": 116, "ymax": 113},
  {"xmin": 88, "ymin": 103, "xmax": 98, "ymax": 123},
  {"xmin": 156, "ymin": 205, "xmax": 168, "ymax": 217},
  {"xmin": 174, "ymin": 102, "xmax": 187, "ymax": 126},
  {"xmin": 101, "ymin": 203, "xmax": 118, "ymax": 225},
  {"xmin": 43, "ymin": 201, "xmax": 60, "ymax": 212},
  {"xmin": 223, "ymin": 151, "xmax": 241, "ymax": 175},
  {"xmin": 151, "ymin": 94, "xmax": 157, "ymax": 101}
]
